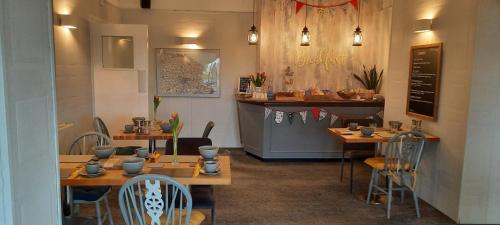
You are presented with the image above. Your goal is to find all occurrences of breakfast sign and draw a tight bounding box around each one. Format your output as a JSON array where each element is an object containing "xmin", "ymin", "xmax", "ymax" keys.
[{"xmin": 406, "ymin": 43, "xmax": 443, "ymax": 121}]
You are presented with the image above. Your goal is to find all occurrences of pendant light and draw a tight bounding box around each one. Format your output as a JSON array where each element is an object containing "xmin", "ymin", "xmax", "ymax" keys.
[
  {"xmin": 352, "ymin": 0, "xmax": 363, "ymax": 46},
  {"xmin": 300, "ymin": 0, "xmax": 311, "ymax": 46},
  {"xmin": 248, "ymin": 0, "xmax": 259, "ymax": 45}
]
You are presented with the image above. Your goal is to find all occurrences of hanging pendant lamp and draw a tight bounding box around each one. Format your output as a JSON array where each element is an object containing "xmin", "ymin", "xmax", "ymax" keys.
[
  {"xmin": 300, "ymin": 0, "xmax": 311, "ymax": 46},
  {"xmin": 248, "ymin": 0, "xmax": 259, "ymax": 45},
  {"xmin": 352, "ymin": 1, "xmax": 363, "ymax": 46}
]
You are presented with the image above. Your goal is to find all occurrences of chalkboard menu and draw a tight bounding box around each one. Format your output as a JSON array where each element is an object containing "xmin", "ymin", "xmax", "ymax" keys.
[
  {"xmin": 406, "ymin": 43, "xmax": 443, "ymax": 121},
  {"xmin": 238, "ymin": 77, "xmax": 251, "ymax": 94}
]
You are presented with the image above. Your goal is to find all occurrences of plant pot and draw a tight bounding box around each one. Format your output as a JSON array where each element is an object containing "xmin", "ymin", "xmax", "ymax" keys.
[{"xmin": 255, "ymin": 87, "xmax": 262, "ymax": 93}]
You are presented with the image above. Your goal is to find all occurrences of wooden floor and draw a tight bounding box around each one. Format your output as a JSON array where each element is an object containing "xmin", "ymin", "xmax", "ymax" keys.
[{"xmin": 78, "ymin": 149, "xmax": 456, "ymax": 225}]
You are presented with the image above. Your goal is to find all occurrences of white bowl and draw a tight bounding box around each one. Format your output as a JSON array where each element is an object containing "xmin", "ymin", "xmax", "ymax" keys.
[
  {"xmin": 198, "ymin": 146, "xmax": 219, "ymax": 159},
  {"xmin": 94, "ymin": 146, "xmax": 115, "ymax": 159},
  {"xmin": 122, "ymin": 157, "xmax": 145, "ymax": 174}
]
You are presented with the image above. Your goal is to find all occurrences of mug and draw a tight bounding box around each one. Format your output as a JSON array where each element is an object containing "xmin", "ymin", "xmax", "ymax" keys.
[
  {"xmin": 204, "ymin": 161, "xmax": 219, "ymax": 173},
  {"xmin": 348, "ymin": 122, "xmax": 359, "ymax": 131},
  {"xmin": 136, "ymin": 148, "xmax": 149, "ymax": 158},
  {"xmin": 124, "ymin": 124, "xmax": 134, "ymax": 132},
  {"xmin": 85, "ymin": 162, "xmax": 101, "ymax": 174}
]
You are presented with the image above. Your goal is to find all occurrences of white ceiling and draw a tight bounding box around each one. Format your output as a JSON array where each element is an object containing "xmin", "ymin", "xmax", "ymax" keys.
[{"xmin": 106, "ymin": 0, "xmax": 254, "ymax": 12}]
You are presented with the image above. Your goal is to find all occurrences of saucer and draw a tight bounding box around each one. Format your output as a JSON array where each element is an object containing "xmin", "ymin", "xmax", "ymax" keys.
[
  {"xmin": 360, "ymin": 134, "xmax": 375, "ymax": 138},
  {"xmin": 199, "ymin": 156, "xmax": 219, "ymax": 161},
  {"xmin": 123, "ymin": 130, "xmax": 135, "ymax": 134},
  {"xmin": 200, "ymin": 168, "xmax": 220, "ymax": 176},
  {"xmin": 348, "ymin": 128, "xmax": 360, "ymax": 131},
  {"xmin": 80, "ymin": 168, "xmax": 106, "ymax": 177},
  {"xmin": 123, "ymin": 170, "xmax": 144, "ymax": 177}
]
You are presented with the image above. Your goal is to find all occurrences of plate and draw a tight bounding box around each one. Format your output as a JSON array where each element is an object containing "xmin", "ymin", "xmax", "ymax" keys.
[
  {"xmin": 123, "ymin": 170, "xmax": 145, "ymax": 177},
  {"xmin": 80, "ymin": 168, "xmax": 106, "ymax": 177},
  {"xmin": 122, "ymin": 130, "xmax": 135, "ymax": 134},
  {"xmin": 360, "ymin": 134, "xmax": 375, "ymax": 138},
  {"xmin": 200, "ymin": 168, "xmax": 220, "ymax": 176}
]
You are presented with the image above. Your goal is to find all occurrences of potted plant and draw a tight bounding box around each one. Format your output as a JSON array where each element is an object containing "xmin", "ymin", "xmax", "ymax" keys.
[
  {"xmin": 250, "ymin": 72, "xmax": 266, "ymax": 92},
  {"xmin": 352, "ymin": 65, "xmax": 383, "ymax": 99}
]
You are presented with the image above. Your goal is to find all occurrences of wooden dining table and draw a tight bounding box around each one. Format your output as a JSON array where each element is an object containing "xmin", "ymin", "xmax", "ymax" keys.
[
  {"xmin": 112, "ymin": 130, "xmax": 173, "ymax": 152},
  {"xmin": 60, "ymin": 155, "xmax": 231, "ymax": 186}
]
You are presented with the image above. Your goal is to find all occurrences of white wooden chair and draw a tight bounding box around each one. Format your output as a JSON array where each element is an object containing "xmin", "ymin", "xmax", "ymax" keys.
[
  {"xmin": 364, "ymin": 131, "xmax": 426, "ymax": 219},
  {"xmin": 118, "ymin": 174, "xmax": 206, "ymax": 225}
]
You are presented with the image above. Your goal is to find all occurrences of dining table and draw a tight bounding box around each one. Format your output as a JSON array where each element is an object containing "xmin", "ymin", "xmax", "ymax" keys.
[
  {"xmin": 60, "ymin": 154, "xmax": 231, "ymax": 215},
  {"xmin": 328, "ymin": 127, "xmax": 440, "ymax": 203},
  {"xmin": 112, "ymin": 130, "xmax": 173, "ymax": 152}
]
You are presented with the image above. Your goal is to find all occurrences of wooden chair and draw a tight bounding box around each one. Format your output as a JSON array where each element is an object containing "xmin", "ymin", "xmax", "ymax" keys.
[
  {"xmin": 365, "ymin": 131, "xmax": 426, "ymax": 219},
  {"xmin": 68, "ymin": 132, "xmax": 113, "ymax": 225},
  {"xmin": 93, "ymin": 117, "xmax": 140, "ymax": 155},
  {"xmin": 118, "ymin": 174, "xmax": 206, "ymax": 225},
  {"xmin": 339, "ymin": 118, "xmax": 376, "ymax": 193},
  {"xmin": 165, "ymin": 137, "xmax": 216, "ymax": 225}
]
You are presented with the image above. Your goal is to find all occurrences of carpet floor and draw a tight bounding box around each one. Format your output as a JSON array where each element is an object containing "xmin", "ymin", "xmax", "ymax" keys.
[{"xmin": 79, "ymin": 149, "xmax": 456, "ymax": 225}]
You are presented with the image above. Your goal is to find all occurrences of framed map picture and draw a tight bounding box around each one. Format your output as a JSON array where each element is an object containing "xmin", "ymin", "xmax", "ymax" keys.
[{"xmin": 156, "ymin": 48, "xmax": 220, "ymax": 97}]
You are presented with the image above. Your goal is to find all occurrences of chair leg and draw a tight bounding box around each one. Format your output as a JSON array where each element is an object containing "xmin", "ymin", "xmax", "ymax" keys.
[
  {"xmin": 400, "ymin": 188, "xmax": 405, "ymax": 204},
  {"xmin": 413, "ymin": 191, "xmax": 421, "ymax": 218},
  {"xmin": 95, "ymin": 201, "xmax": 102, "ymax": 225},
  {"xmin": 104, "ymin": 196, "xmax": 113, "ymax": 225},
  {"xmin": 387, "ymin": 179, "xmax": 393, "ymax": 219},
  {"xmin": 211, "ymin": 206, "xmax": 216, "ymax": 225},
  {"xmin": 340, "ymin": 152, "xmax": 345, "ymax": 182},
  {"xmin": 349, "ymin": 158, "xmax": 354, "ymax": 193},
  {"xmin": 366, "ymin": 169, "xmax": 376, "ymax": 204}
]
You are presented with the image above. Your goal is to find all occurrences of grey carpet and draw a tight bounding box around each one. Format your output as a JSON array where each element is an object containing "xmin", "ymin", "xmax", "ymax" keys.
[{"xmin": 79, "ymin": 149, "xmax": 455, "ymax": 225}]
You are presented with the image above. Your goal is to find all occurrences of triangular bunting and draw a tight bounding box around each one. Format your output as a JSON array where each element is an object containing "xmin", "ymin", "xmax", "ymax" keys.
[
  {"xmin": 296, "ymin": 1, "xmax": 305, "ymax": 14},
  {"xmin": 311, "ymin": 108, "xmax": 320, "ymax": 121},
  {"xmin": 377, "ymin": 110, "xmax": 384, "ymax": 119},
  {"xmin": 275, "ymin": 111, "xmax": 284, "ymax": 124},
  {"xmin": 319, "ymin": 109, "xmax": 328, "ymax": 121},
  {"xmin": 299, "ymin": 111, "xmax": 308, "ymax": 124},
  {"xmin": 287, "ymin": 112, "xmax": 295, "ymax": 124},
  {"xmin": 330, "ymin": 114, "xmax": 339, "ymax": 127},
  {"xmin": 350, "ymin": 0, "xmax": 358, "ymax": 10},
  {"xmin": 264, "ymin": 108, "xmax": 272, "ymax": 119}
]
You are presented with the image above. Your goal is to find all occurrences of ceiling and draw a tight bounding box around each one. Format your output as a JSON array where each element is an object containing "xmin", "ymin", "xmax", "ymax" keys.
[{"xmin": 105, "ymin": 0, "xmax": 254, "ymax": 12}]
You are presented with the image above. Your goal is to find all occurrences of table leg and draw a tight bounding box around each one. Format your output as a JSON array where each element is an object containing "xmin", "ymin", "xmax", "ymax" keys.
[
  {"xmin": 66, "ymin": 186, "xmax": 74, "ymax": 216},
  {"xmin": 356, "ymin": 142, "xmax": 386, "ymax": 204},
  {"xmin": 149, "ymin": 140, "xmax": 153, "ymax": 153}
]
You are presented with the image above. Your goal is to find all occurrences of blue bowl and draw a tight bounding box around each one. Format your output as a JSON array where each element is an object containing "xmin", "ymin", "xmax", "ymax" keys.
[
  {"xmin": 122, "ymin": 157, "xmax": 145, "ymax": 174},
  {"xmin": 93, "ymin": 146, "xmax": 115, "ymax": 159},
  {"xmin": 160, "ymin": 122, "xmax": 172, "ymax": 132}
]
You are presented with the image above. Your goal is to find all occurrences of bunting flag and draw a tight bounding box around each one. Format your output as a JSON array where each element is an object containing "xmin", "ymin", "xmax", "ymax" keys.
[
  {"xmin": 275, "ymin": 111, "xmax": 284, "ymax": 124},
  {"xmin": 299, "ymin": 111, "xmax": 308, "ymax": 124},
  {"xmin": 287, "ymin": 112, "xmax": 295, "ymax": 124},
  {"xmin": 264, "ymin": 108, "xmax": 272, "ymax": 119},
  {"xmin": 311, "ymin": 108, "xmax": 320, "ymax": 121},
  {"xmin": 377, "ymin": 110, "xmax": 384, "ymax": 119},
  {"xmin": 330, "ymin": 114, "xmax": 339, "ymax": 126},
  {"xmin": 319, "ymin": 108, "xmax": 328, "ymax": 121},
  {"xmin": 294, "ymin": 0, "xmax": 357, "ymax": 14}
]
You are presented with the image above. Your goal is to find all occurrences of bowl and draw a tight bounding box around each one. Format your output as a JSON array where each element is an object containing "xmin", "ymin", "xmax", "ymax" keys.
[
  {"xmin": 93, "ymin": 146, "xmax": 115, "ymax": 159},
  {"xmin": 160, "ymin": 122, "xmax": 172, "ymax": 132},
  {"xmin": 122, "ymin": 157, "xmax": 145, "ymax": 174},
  {"xmin": 135, "ymin": 148, "xmax": 149, "ymax": 158},
  {"xmin": 360, "ymin": 127, "xmax": 375, "ymax": 137},
  {"xmin": 199, "ymin": 146, "xmax": 219, "ymax": 159}
]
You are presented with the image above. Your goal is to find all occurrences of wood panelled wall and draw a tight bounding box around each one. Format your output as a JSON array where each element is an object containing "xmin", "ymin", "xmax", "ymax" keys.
[{"xmin": 258, "ymin": 0, "xmax": 392, "ymax": 93}]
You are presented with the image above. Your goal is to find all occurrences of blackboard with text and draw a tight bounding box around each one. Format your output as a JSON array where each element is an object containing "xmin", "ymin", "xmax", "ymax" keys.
[
  {"xmin": 406, "ymin": 43, "xmax": 443, "ymax": 121},
  {"xmin": 238, "ymin": 77, "xmax": 251, "ymax": 94}
]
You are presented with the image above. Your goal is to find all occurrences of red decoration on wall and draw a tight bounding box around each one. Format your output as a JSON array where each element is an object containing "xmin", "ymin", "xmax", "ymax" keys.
[{"xmin": 293, "ymin": 0, "xmax": 358, "ymax": 14}]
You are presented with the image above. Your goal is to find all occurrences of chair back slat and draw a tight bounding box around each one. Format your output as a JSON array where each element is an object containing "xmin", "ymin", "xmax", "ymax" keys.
[
  {"xmin": 118, "ymin": 174, "xmax": 193, "ymax": 225},
  {"xmin": 383, "ymin": 131, "xmax": 426, "ymax": 189},
  {"xmin": 68, "ymin": 132, "xmax": 111, "ymax": 155}
]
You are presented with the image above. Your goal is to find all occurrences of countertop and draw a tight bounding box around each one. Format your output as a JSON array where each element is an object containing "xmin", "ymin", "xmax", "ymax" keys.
[{"xmin": 236, "ymin": 96, "xmax": 385, "ymax": 107}]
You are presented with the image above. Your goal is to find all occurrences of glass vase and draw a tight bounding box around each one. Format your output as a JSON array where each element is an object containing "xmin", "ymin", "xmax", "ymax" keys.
[{"xmin": 172, "ymin": 135, "xmax": 178, "ymax": 165}]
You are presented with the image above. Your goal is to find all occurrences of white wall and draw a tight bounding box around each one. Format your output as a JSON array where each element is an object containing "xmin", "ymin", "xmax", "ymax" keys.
[
  {"xmin": 459, "ymin": 0, "xmax": 500, "ymax": 223},
  {"xmin": 53, "ymin": 0, "xmax": 121, "ymax": 153},
  {"xmin": 110, "ymin": 0, "xmax": 254, "ymax": 12},
  {"xmin": 384, "ymin": 0, "xmax": 479, "ymax": 221},
  {"xmin": 121, "ymin": 10, "xmax": 257, "ymax": 147}
]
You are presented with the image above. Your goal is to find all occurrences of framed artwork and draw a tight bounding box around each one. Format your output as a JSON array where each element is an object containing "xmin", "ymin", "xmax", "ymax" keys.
[{"xmin": 156, "ymin": 48, "xmax": 220, "ymax": 97}]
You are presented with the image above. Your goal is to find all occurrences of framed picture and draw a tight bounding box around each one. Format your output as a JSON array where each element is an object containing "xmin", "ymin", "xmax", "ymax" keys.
[
  {"xmin": 406, "ymin": 43, "xmax": 443, "ymax": 121},
  {"xmin": 156, "ymin": 48, "xmax": 220, "ymax": 97},
  {"xmin": 238, "ymin": 77, "xmax": 251, "ymax": 94}
]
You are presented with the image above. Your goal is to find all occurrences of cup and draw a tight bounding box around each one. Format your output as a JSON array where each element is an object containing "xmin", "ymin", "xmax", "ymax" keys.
[
  {"xmin": 204, "ymin": 161, "xmax": 219, "ymax": 173},
  {"xmin": 411, "ymin": 120, "xmax": 422, "ymax": 132},
  {"xmin": 348, "ymin": 122, "xmax": 358, "ymax": 131},
  {"xmin": 388, "ymin": 121, "xmax": 403, "ymax": 133},
  {"xmin": 124, "ymin": 124, "xmax": 134, "ymax": 133},
  {"xmin": 369, "ymin": 122, "xmax": 378, "ymax": 128},
  {"xmin": 85, "ymin": 161, "xmax": 101, "ymax": 174},
  {"xmin": 136, "ymin": 148, "xmax": 149, "ymax": 158}
]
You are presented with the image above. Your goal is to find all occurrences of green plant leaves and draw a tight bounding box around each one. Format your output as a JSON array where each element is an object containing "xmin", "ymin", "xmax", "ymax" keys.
[{"xmin": 352, "ymin": 65, "xmax": 384, "ymax": 93}]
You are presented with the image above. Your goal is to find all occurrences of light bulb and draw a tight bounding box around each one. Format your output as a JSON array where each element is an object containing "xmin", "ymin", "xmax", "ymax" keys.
[
  {"xmin": 248, "ymin": 25, "xmax": 259, "ymax": 45},
  {"xmin": 300, "ymin": 26, "xmax": 311, "ymax": 46},
  {"xmin": 353, "ymin": 27, "xmax": 363, "ymax": 46}
]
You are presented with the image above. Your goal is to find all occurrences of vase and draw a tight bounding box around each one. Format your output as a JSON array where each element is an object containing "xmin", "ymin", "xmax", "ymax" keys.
[
  {"xmin": 255, "ymin": 86, "xmax": 262, "ymax": 93},
  {"xmin": 172, "ymin": 135, "xmax": 178, "ymax": 165}
]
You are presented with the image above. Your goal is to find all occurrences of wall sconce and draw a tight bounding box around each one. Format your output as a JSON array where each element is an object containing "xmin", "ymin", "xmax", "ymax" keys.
[
  {"xmin": 176, "ymin": 37, "xmax": 200, "ymax": 49},
  {"xmin": 57, "ymin": 14, "xmax": 78, "ymax": 29},
  {"xmin": 414, "ymin": 19, "xmax": 432, "ymax": 33}
]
